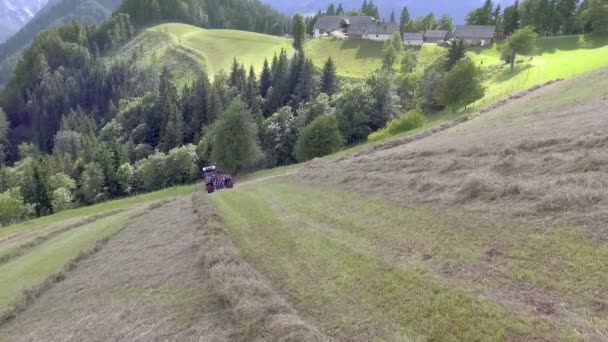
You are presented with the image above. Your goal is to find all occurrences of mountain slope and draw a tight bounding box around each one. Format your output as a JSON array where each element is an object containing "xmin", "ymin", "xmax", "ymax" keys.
[
  {"xmin": 0, "ymin": 0, "xmax": 121, "ymax": 87},
  {"xmin": 0, "ymin": 0, "xmax": 48, "ymax": 43}
]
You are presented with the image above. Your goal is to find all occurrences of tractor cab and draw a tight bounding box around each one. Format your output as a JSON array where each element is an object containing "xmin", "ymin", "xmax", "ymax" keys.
[{"xmin": 202, "ymin": 165, "xmax": 234, "ymax": 194}]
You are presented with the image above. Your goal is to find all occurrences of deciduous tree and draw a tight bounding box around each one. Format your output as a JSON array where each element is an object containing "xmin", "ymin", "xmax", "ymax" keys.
[{"xmin": 436, "ymin": 60, "xmax": 485, "ymax": 111}]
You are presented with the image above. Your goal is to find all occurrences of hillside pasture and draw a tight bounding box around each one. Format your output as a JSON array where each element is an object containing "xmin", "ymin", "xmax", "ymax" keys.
[
  {"xmin": 153, "ymin": 23, "xmax": 293, "ymax": 77},
  {"xmin": 208, "ymin": 67, "xmax": 608, "ymax": 340},
  {"xmin": 111, "ymin": 23, "xmax": 293, "ymax": 84},
  {"xmin": 469, "ymin": 35, "xmax": 608, "ymax": 107}
]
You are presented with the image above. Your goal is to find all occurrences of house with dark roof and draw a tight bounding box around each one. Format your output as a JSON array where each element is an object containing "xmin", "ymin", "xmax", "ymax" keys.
[
  {"xmin": 403, "ymin": 32, "xmax": 424, "ymax": 46},
  {"xmin": 313, "ymin": 16, "xmax": 375, "ymax": 38},
  {"xmin": 312, "ymin": 15, "xmax": 398, "ymax": 41},
  {"xmin": 453, "ymin": 25, "xmax": 496, "ymax": 46},
  {"xmin": 424, "ymin": 30, "xmax": 449, "ymax": 44},
  {"xmin": 362, "ymin": 22, "xmax": 400, "ymax": 41}
]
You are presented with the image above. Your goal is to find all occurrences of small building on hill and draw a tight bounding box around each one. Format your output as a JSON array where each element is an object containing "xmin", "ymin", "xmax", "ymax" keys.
[
  {"xmin": 362, "ymin": 22, "xmax": 400, "ymax": 41},
  {"xmin": 313, "ymin": 16, "xmax": 375, "ymax": 39},
  {"xmin": 403, "ymin": 32, "xmax": 424, "ymax": 46},
  {"xmin": 424, "ymin": 30, "xmax": 449, "ymax": 44},
  {"xmin": 312, "ymin": 15, "xmax": 398, "ymax": 41},
  {"xmin": 453, "ymin": 25, "xmax": 496, "ymax": 46}
]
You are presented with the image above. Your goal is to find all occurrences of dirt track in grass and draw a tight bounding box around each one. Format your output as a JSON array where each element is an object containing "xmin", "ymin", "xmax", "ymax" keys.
[{"xmin": 0, "ymin": 198, "xmax": 237, "ymax": 341}]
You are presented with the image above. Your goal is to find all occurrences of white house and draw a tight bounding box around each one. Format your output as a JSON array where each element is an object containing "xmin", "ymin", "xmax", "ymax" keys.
[
  {"xmin": 403, "ymin": 32, "xmax": 424, "ymax": 46},
  {"xmin": 362, "ymin": 22, "xmax": 400, "ymax": 41}
]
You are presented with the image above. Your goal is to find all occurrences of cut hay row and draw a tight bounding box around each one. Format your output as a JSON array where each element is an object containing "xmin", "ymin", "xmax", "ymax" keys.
[
  {"xmin": 192, "ymin": 193, "xmax": 326, "ymax": 342},
  {"xmin": 0, "ymin": 210, "xmax": 124, "ymax": 266},
  {"xmin": 0, "ymin": 202, "xmax": 164, "ymax": 326}
]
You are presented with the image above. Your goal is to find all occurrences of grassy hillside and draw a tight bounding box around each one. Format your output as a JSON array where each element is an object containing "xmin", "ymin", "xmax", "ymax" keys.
[
  {"xmin": 113, "ymin": 23, "xmax": 293, "ymax": 84},
  {"xmin": 208, "ymin": 67, "xmax": 608, "ymax": 339},
  {"xmin": 305, "ymin": 38, "xmax": 446, "ymax": 78},
  {"xmin": 0, "ymin": 184, "xmax": 198, "ymax": 312},
  {"xmin": 469, "ymin": 35, "xmax": 608, "ymax": 107}
]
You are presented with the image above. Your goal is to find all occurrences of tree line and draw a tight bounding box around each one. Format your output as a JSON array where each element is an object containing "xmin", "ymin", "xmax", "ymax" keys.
[{"xmin": 467, "ymin": 0, "xmax": 608, "ymax": 36}]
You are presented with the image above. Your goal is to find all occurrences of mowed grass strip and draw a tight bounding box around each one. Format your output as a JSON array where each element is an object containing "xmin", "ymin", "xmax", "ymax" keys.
[
  {"xmin": 209, "ymin": 183, "xmax": 595, "ymax": 340},
  {"xmin": 0, "ymin": 184, "xmax": 198, "ymax": 241},
  {"xmin": 0, "ymin": 211, "xmax": 138, "ymax": 308}
]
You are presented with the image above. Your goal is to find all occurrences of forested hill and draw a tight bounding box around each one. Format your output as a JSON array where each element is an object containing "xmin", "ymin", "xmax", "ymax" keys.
[
  {"xmin": 0, "ymin": 0, "xmax": 289, "ymax": 88},
  {"xmin": 0, "ymin": 0, "xmax": 290, "ymax": 161},
  {"xmin": 0, "ymin": 0, "xmax": 122, "ymax": 87}
]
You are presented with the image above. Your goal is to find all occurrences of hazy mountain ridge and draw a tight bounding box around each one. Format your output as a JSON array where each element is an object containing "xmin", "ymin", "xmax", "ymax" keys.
[
  {"xmin": 0, "ymin": 0, "xmax": 49, "ymax": 42},
  {"xmin": 0, "ymin": 0, "xmax": 122, "ymax": 87},
  {"xmin": 262, "ymin": 0, "xmax": 515, "ymax": 23}
]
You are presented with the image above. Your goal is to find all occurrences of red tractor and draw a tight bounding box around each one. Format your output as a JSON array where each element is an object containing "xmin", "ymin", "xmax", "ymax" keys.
[{"xmin": 202, "ymin": 165, "xmax": 234, "ymax": 194}]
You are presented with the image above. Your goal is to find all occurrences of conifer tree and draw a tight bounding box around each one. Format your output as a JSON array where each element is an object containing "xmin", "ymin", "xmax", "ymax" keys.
[
  {"xmin": 160, "ymin": 101, "xmax": 184, "ymax": 152},
  {"xmin": 321, "ymin": 57, "xmax": 338, "ymax": 96},
  {"xmin": 294, "ymin": 58, "xmax": 317, "ymax": 104},
  {"xmin": 337, "ymin": 3, "xmax": 345, "ymax": 15},
  {"xmin": 400, "ymin": 6, "xmax": 412, "ymax": 34},
  {"xmin": 191, "ymin": 73, "xmax": 211, "ymax": 141},
  {"xmin": 259, "ymin": 59, "xmax": 272, "ymax": 98},
  {"xmin": 245, "ymin": 66, "xmax": 261, "ymax": 108},
  {"xmin": 445, "ymin": 39, "xmax": 466, "ymax": 71},
  {"xmin": 327, "ymin": 4, "xmax": 336, "ymax": 15},
  {"xmin": 390, "ymin": 10, "xmax": 396, "ymax": 22},
  {"xmin": 292, "ymin": 13, "xmax": 306, "ymax": 51}
]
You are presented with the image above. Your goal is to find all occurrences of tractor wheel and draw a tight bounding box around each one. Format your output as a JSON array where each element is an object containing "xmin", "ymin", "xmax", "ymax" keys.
[
  {"xmin": 225, "ymin": 179, "xmax": 234, "ymax": 189},
  {"xmin": 206, "ymin": 184, "xmax": 215, "ymax": 194}
]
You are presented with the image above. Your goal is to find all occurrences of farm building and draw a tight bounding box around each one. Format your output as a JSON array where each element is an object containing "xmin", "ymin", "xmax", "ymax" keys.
[
  {"xmin": 424, "ymin": 30, "xmax": 449, "ymax": 44},
  {"xmin": 362, "ymin": 22, "xmax": 400, "ymax": 41},
  {"xmin": 403, "ymin": 32, "xmax": 424, "ymax": 46},
  {"xmin": 312, "ymin": 15, "xmax": 398, "ymax": 41},
  {"xmin": 453, "ymin": 25, "xmax": 496, "ymax": 46}
]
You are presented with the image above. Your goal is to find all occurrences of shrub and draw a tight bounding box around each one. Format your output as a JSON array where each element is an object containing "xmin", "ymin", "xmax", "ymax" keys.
[
  {"xmin": 0, "ymin": 188, "xmax": 32, "ymax": 226},
  {"xmin": 296, "ymin": 115, "xmax": 344, "ymax": 162},
  {"xmin": 80, "ymin": 162, "xmax": 106, "ymax": 204},
  {"xmin": 116, "ymin": 163, "xmax": 135, "ymax": 195},
  {"xmin": 49, "ymin": 173, "xmax": 77, "ymax": 192},
  {"xmin": 135, "ymin": 152, "xmax": 168, "ymax": 192},
  {"xmin": 51, "ymin": 188, "xmax": 74, "ymax": 213},
  {"xmin": 368, "ymin": 110, "xmax": 425, "ymax": 142},
  {"xmin": 166, "ymin": 145, "xmax": 199, "ymax": 185}
]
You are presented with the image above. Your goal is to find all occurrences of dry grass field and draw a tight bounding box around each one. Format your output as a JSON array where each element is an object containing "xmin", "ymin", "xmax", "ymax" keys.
[
  {"xmin": 1, "ymin": 68, "xmax": 607, "ymax": 341},
  {"xmin": 210, "ymin": 68, "xmax": 608, "ymax": 340}
]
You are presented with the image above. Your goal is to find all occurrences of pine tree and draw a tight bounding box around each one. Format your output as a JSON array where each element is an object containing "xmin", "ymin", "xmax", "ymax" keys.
[
  {"xmin": 445, "ymin": 39, "xmax": 466, "ymax": 71},
  {"xmin": 156, "ymin": 66, "xmax": 179, "ymax": 148},
  {"xmin": 260, "ymin": 59, "xmax": 272, "ymax": 98},
  {"xmin": 400, "ymin": 6, "xmax": 411, "ymax": 34},
  {"xmin": 160, "ymin": 101, "xmax": 184, "ymax": 152},
  {"xmin": 191, "ymin": 73, "xmax": 210, "ymax": 141},
  {"xmin": 321, "ymin": 57, "xmax": 338, "ymax": 96},
  {"xmin": 245, "ymin": 66, "xmax": 260, "ymax": 107},
  {"xmin": 293, "ymin": 58, "xmax": 317, "ymax": 105},
  {"xmin": 0, "ymin": 108, "xmax": 8, "ymax": 165},
  {"xmin": 390, "ymin": 10, "xmax": 396, "ymax": 22},
  {"xmin": 503, "ymin": 0, "xmax": 520, "ymax": 34},
  {"xmin": 327, "ymin": 4, "xmax": 336, "ymax": 15},
  {"xmin": 337, "ymin": 3, "xmax": 345, "ymax": 15},
  {"xmin": 32, "ymin": 159, "xmax": 51, "ymax": 216},
  {"xmin": 292, "ymin": 13, "xmax": 306, "ymax": 51}
]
